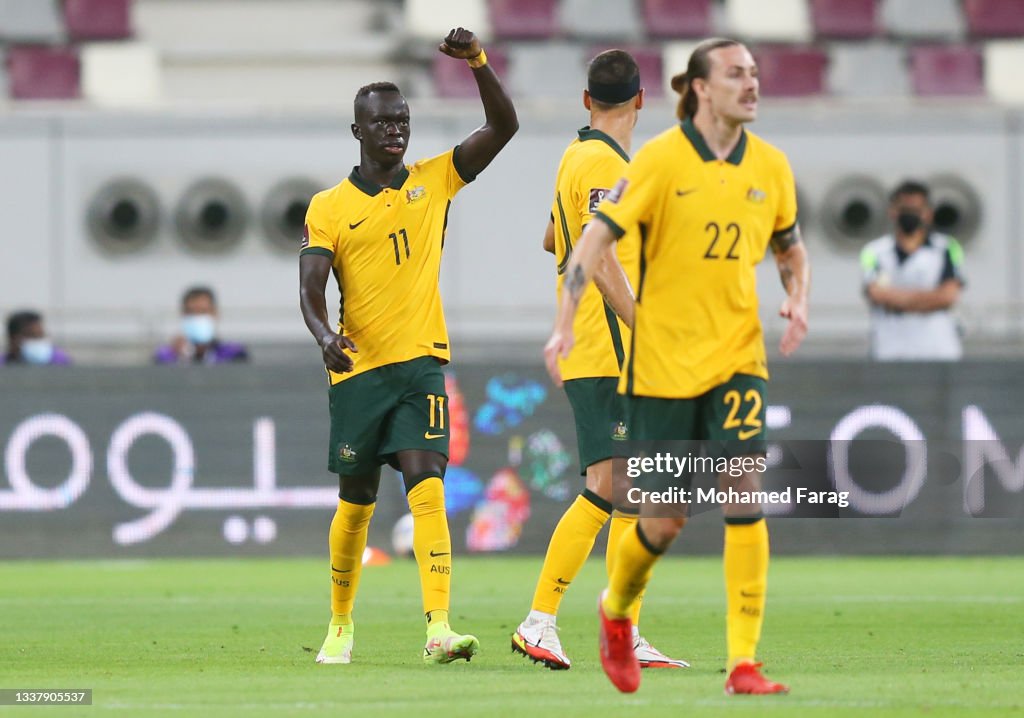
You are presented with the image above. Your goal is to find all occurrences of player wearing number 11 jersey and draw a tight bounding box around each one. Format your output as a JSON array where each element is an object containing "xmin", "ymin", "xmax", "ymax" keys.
[{"xmin": 299, "ymin": 27, "xmax": 517, "ymax": 666}]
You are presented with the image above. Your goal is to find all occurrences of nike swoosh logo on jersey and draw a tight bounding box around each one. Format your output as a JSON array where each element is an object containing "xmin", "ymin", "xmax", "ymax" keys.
[
  {"xmin": 348, "ymin": 217, "xmax": 368, "ymax": 229},
  {"xmin": 676, "ymin": 188, "xmax": 697, "ymax": 197},
  {"xmin": 331, "ymin": 565, "xmax": 352, "ymax": 573},
  {"xmin": 424, "ymin": 432, "xmax": 445, "ymax": 439},
  {"xmin": 737, "ymin": 428, "xmax": 761, "ymax": 440},
  {"xmin": 555, "ymin": 577, "xmax": 571, "ymax": 586},
  {"xmin": 429, "ymin": 550, "xmax": 450, "ymax": 557}
]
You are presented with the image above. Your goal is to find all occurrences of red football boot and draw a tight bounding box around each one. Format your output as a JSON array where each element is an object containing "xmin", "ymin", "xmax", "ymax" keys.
[
  {"xmin": 725, "ymin": 662, "xmax": 789, "ymax": 695},
  {"xmin": 598, "ymin": 592, "xmax": 640, "ymax": 693}
]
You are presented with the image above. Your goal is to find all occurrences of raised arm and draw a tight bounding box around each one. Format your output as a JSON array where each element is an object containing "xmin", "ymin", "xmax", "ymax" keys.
[
  {"xmin": 299, "ymin": 253, "xmax": 357, "ymax": 373},
  {"xmin": 543, "ymin": 219, "xmax": 618, "ymax": 385},
  {"xmin": 770, "ymin": 225, "xmax": 810, "ymax": 357},
  {"xmin": 439, "ymin": 27, "xmax": 518, "ymax": 180}
]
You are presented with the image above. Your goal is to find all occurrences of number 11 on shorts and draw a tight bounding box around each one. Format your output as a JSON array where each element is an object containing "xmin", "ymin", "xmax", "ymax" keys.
[{"xmin": 427, "ymin": 394, "xmax": 446, "ymax": 433}]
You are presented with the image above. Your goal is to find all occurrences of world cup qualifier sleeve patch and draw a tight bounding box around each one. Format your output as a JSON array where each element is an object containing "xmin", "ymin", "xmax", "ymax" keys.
[{"xmin": 589, "ymin": 188, "xmax": 612, "ymax": 213}]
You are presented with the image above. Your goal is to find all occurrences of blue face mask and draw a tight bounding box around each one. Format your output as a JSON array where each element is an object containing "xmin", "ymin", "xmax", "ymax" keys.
[
  {"xmin": 181, "ymin": 314, "xmax": 216, "ymax": 345},
  {"xmin": 21, "ymin": 338, "xmax": 54, "ymax": 365}
]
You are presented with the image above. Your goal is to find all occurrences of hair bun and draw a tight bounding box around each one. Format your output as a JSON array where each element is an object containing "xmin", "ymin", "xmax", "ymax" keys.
[{"xmin": 670, "ymin": 72, "xmax": 688, "ymax": 94}]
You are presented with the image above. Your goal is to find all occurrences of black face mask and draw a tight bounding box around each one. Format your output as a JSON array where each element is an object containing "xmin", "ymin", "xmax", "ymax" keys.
[{"xmin": 896, "ymin": 210, "xmax": 924, "ymax": 234}]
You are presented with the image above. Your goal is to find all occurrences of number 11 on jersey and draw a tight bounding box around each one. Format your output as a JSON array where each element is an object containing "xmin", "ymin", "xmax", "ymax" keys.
[{"xmin": 390, "ymin": 228, "xmax": 410, "ymax": 265}]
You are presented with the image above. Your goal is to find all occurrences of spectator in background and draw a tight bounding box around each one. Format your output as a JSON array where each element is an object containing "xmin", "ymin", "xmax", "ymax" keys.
[
  {"xmin": 3, "ymin": 310, "xmax": 72, "ymax": 366},
  {"xmin": 861, "ymin": 180, "xmax": 965, "ymax": 361},
  {"xmin": 154, "ymin": 286, "xmax": 248, "ymax": 365}
]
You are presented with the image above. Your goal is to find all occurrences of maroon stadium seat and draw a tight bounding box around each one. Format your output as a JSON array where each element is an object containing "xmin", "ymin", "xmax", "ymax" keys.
[
  {"xmin": 810, "ymin": 0, "xmax": 878, "ymax": 39},
  {"xmin": 641, "ymin": 0, "xmax": 712, "ymax": 39},
  {"xmin": 65, "ymin": 0, "xmax": 133, "ymax": 40},
  {"xmin": 433, "ymin": 47, "xmax": 509, "ymax": 98},
  {"xmin": 64, "ymin": 0, "xmax": 133, "ymax": 40},
  {"xmin": 910, "ymin": 45, "xmax": 984, "ymax": 96},
  {"xmin": 488, "ymin": 0, "xmax": 558, "ymax": 39},
  {"xmin": 7, "ymin": 46, "xmax": 80, "ymax": 100},
  {"xmin": 963, "ymin": 0, "xmax": 1024, "ymax": 38},
  {"xmin": 755, "ymin": 46, "xmax": 828, "ymax": 97}
]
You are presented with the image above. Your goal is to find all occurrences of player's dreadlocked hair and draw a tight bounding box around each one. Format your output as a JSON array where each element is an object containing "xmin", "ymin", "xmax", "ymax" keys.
[{"xmin": 670, "ymin": 38, "xmax": 742, "ymax": 121}]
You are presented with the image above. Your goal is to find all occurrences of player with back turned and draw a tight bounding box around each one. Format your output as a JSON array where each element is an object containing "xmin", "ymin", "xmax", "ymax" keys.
[
  {"xmin": 544, "ymin": 38, "xmax": 810, "ymax": 694},
  {"xmin": 299, "ymin": 27, "xmax": 517, "ymax": 666},
  {"xmin": 511, "ymin": 49, "xmax": 687, "ymax": 671}
]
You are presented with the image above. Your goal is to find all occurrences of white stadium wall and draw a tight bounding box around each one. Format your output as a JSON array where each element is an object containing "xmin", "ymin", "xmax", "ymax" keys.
[{"xmin": 0, "ymin": 104, "xmax": 1020, "ymax": 353}]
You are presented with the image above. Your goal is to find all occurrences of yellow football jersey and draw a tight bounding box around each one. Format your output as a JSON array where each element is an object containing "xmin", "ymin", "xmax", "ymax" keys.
[
  {"xmin": 552, "ymin": 127, "xmax": 640, "ymax": 381},
  {"xmin": 595, "ymin": 119, "xmax": 798, "ymax": 399},
  {"xmin": 301, "ymin": 149, "xmax": 469, "ymax": 384}
]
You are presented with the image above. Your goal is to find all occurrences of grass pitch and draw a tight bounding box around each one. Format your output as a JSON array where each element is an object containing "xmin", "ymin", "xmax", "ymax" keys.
[{"xmin": 1, "ymin": 556, "xmax": 1021, "ymax": 717}]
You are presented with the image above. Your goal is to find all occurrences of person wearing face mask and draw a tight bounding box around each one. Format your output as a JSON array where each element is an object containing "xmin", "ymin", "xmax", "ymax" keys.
[
  {"xmin": 3, "ymin": 310, "xmax": 72, "ymax": 366},
  {"xmin": 153, "ymin": 286, "xmax": 249, "ymax": 365},
  {"xmin": 861, "ymin": 180, "xmax": 965, "ymax": 361}
]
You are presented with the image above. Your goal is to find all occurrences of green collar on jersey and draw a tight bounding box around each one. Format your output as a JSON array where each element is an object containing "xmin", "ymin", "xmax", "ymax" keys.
[
  {"xmin": 680, "ymin": 117, "xmax": 747, "ymax": 166},
  {"xmin": 577, "ymin": 126, "xmax": 630, "ymax": 163},
  {"xmin": 348, "ymin": 166, "xmax": 410, "ymax": 197}
]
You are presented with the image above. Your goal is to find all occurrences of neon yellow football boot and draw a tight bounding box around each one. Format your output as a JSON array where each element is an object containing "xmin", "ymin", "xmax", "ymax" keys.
[
  {"xmin": 316, "ymin": 621, "xmax": 354, "ymax": 664},
  {"xmin": 423, "ymin": 622, "xmax": 479, "ymax": 664}
]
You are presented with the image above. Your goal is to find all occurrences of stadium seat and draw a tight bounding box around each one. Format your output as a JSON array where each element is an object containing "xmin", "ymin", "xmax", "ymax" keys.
[
  {"xmin": 488, "ymin": 0, "xmax": 558, "ymax": 39},
  {"xmin": 406, "ymin": 0, "xmax": 492, "ymax": 41},
  {"xmin": 433, "ymin": 45, "xmax": 509, "ymax": 98},
  {"xmin": 0, "ymin": 0, "xmax": 65, "ymax": 43},
  {"xmin": 828, "ymin": 42, "xmax": 908, "ymax": 97},
  {"xmin": 507, "ymin": 42, "xmax": 582, "ymax": 98},
  {"xmin": 724, "ymin": 0, "xmax": 812, "ymax": 42},
  {"xmin": 81, "ymin": 42, "xmax": 160, "ymax": 106},
  {"xmin": 135, "ymin": 0, "xmax": 396, "ymax": 61},
  {"xmin": 641, "ymin": 0, "xmax": 712, "ymax": 39},
  {"xmin": 964, "ymin": 0, "xmax": 1024, "ymax": 38},
  {"xmin": 6, "ymin": 45, "xmax": 80, "ymax": 100},
  {"xmin": 754, "ymin": 46, "xmax": 828, "ymax": 97},
  {"xmin": 810, "ymin": 0, "xmax": 878, "ymax": 39},
  {"xmin": 880, "ymin": 0, "xmax": 963, "ymax": 38},
  {"xmin": 983, "ymin": 40, "xmax": 1024, "ymax": 102},
  {"xmin": 65, "ymin": 0, "xmax": 133, "ymax": 41},
  {"xmin": 559, "ymin": 0, "xmax": 642, "ymax": 40},
  {"xmin": 910, "ymin": 45, "xmax": 983, "ymax": 96}
]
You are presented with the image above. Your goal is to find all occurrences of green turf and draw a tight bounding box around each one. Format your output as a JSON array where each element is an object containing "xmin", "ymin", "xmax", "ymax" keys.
[{"xmin": 1, "ymin": 556, "xmax": 1022, "ymax": 717}]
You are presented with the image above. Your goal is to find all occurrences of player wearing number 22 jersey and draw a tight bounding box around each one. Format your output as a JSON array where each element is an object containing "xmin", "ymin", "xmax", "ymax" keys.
[
  {"xmin": 544, "ymin": 39, "xmax": 810, "ymax": 695},
  {"xmin": 299, "ymin": 26, "xmax": 517, "ymax": 667}
]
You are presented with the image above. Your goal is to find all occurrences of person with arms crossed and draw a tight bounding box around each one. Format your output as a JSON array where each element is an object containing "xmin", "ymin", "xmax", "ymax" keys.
[
  {"xmin": 544, "ymin": 38, "xmax": 810, "ymax": 695},
  {"xmin": 861, "ymin": 180, "xmax": 965, "ymax": 361},
  {"xmin": 299, "ymin": 27, "xmax": 517, "ymax": 666},
  {"xmin": 512, "ymin": 49, "xmax": 687, "ymax": 671}
]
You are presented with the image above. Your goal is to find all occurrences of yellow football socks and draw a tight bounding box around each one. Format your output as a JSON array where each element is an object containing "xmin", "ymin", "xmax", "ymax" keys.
[
  {"xmin": 530, "ymin": 489, "xmax": 611, "ymax": 615},
  {"xmin": 328, "ymin": 499, "xmax": 375, "ymax": 619},
  {"xmin": 607, "ymin": 511, "xmax": 644, "ymax": 625},
  {"xmin": 407, "ymin": 477, "xmax": 452, "ymax": 618},
  {"xmin": 724, "ymin": 518, "xmax": 769, "ymax": 670},
  {"xmin": 603, "ymin": 521, "xmax": 662, "ymax": 619}
]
